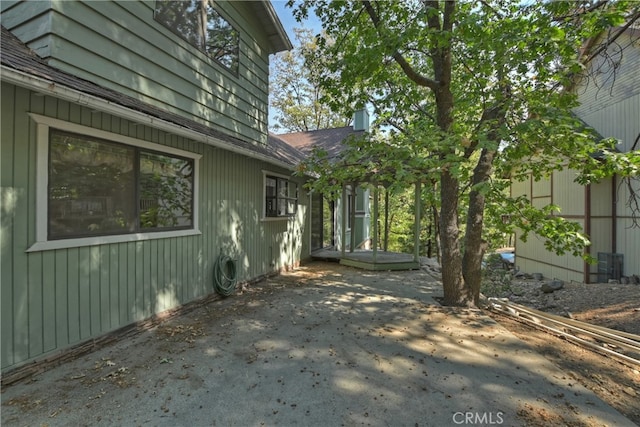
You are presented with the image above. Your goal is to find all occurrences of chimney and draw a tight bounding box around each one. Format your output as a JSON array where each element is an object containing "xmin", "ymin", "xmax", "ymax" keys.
[{"xmin": 353, "ymin": 109, "xmax": 370, "ymax": 132}]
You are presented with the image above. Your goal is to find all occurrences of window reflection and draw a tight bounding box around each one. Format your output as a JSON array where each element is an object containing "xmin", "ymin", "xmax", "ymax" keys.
[
  {"xmin": 48, "ymin": 130, "xmax": 194, "ymax": 239},
  {"xmin": 155, "ymin": 0, "xmax": 239, "ymax": 73}
]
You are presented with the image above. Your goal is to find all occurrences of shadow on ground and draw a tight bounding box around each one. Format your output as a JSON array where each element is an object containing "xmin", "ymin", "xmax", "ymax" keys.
[{"xmin": 1, "ymin": 262, "xmax": 634, "ymax": 426}]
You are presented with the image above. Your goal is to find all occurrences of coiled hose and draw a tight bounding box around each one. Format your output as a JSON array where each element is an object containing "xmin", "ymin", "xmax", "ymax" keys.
[{"xmin": 213, "ymin": 253, "xmax": 237, "ymax": 296}]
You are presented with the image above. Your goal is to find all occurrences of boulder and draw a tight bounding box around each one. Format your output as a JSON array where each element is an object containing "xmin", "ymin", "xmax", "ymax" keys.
[{"xmin": 541, "ymin": 279, "xmax": 564, "ymax": 293}]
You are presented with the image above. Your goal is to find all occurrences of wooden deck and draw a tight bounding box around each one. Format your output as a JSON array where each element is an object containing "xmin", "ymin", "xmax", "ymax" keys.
[{"xmin": 311, "ymin": 248, "xmax": 421, "ymax": 271}]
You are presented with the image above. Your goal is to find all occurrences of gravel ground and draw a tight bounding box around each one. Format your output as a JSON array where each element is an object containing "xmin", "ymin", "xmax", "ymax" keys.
[{"xmin": 481, "ymin": 264, "xmax": 640, "ymax": 425}]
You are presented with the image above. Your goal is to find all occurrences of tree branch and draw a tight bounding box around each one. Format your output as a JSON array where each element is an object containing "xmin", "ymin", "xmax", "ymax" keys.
[
  {"xmin": 582, "ymin": 10, "xmax": 640, "ymax": 65},
  {"xmin": 361, "ymin": 0, "xmax": 440, "ymax": 91}
]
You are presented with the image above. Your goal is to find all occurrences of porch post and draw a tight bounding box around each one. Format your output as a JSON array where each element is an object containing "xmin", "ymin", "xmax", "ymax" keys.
[
  {"xmin": 350, "ymin": 184, "xmax": 356, "ymax": 253},
  {"xmin": 373, "ymin": 185, "xmax": 379, "ymax": 262},
  {"xmin": 384, "ymin": 188, "xmax": 390, "ymax": 251},
  {"xmin": 341, "ymin": 185, "xmax": 347, "ymax": 258},
  {"xmin": 414, "ymin": 181, "xmax": 421, "ymax": 263}
]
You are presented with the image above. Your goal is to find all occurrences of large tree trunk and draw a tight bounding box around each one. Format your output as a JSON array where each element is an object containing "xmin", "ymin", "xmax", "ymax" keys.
[
  {"xmin": 439, "ymin": 170, "xmax": 466, "ymax": 306},
  {"xmin": 461, "ymin": 148, "xmax": 496, "ymax": 305}
]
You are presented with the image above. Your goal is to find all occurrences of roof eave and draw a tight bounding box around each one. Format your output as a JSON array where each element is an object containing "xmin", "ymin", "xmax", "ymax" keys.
[
  {"xmin": 1, "ymin": 65, "xmax": 298, "ymax": 171},
  {"xmin": 255, "ymin": 1, "xmax": 293, "ymax": 53}
]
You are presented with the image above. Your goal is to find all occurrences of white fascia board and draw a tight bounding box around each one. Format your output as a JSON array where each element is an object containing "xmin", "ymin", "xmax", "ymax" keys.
[{"xmin": 1, "ymin": 65, "xmax": 295, "ymax": 171}]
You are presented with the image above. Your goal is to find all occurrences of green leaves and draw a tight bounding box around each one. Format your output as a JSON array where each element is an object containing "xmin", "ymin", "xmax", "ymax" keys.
[
  {"xmin": 288, "ymin": 0, "xmax": 639, "ymax": 301},
  {"xmin": 270, "ymin": 28, "xmax": 352, "ymax": 132}
]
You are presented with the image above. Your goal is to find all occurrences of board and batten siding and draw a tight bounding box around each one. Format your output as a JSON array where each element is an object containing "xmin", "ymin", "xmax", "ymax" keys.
[
  {"xmin": 1, "ymin": 83, "xmax": 309, "ymax": 371},
  {"xmin": 512, "ymin": 171, "xmax": 588, "ymax": 284},
  {"xmin": 512, "ymin": 30, "xmax": 640, "ymax": 282},
  {"xmin": 573, "ymin": 29, "xmax": 640, "ymax": 279},
  {"xmin": 0, "ymin": 0, "xmax": 272, "ymax": 145}
]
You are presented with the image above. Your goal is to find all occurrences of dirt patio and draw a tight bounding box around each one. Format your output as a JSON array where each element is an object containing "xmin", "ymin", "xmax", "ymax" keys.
[{"xmin": 1, "ymin": 261, "xmax": 636, "ymax": 426}]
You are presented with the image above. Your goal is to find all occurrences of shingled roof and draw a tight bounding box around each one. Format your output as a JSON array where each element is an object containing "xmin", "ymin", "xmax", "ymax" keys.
[
  {"xmin": 0, "ymin": 25, "xmax": 305, "ymax": 169},
  {"xmin": 274, "ymin": 127, "xmax": 365, "ymax": 160}
]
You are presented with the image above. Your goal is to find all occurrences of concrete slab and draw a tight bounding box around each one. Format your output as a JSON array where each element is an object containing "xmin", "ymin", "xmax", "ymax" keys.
[{"xmin": 1, "ymin": 262, "xmax": 634, "ymax": 426}]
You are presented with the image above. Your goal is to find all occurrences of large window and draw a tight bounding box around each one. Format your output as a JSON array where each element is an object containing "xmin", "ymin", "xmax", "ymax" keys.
[
  {"xmin": 49, "ymin": 130, "xmax": 194, "ymax": 240},
  {"xmin": 265, "ymin": 174, "xmax": 297, "ymax": 218},
  {"xmin": 154, "ymin": 0, "xmax": 239, "ymax": 73},
  {"xmin": 27, "ymin": 114, "xmax": 201, "ymax": 252}
]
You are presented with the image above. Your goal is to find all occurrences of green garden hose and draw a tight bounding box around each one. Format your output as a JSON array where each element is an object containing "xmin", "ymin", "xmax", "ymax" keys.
[{"xmin": 213, "ymin": 253, "xmax": 237, "ymax": 296}]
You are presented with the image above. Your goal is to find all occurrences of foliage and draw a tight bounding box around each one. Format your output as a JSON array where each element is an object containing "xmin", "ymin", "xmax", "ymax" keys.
[
  {"xmin": 289, "ymin": 0, "xmax": 640, "ymax": 306},
  {"xmin": 269, "ymin": 28, "xmax": 352, "ymax": 132}
]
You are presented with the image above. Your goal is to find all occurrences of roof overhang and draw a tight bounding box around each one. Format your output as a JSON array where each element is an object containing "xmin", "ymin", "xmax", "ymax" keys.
[
  {"xmin": 252, "ymin": 1, "xmax": 293, "ymax": 54},
  {"xmin": 1, "ymin": 65, "xmax": 298, "ymax": 171}
]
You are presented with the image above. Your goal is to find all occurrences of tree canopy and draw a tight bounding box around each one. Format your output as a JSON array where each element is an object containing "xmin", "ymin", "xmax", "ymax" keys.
[
  {"xmin": 290, "ymin": 0, "xmax": 640, "ymax": 306},
  {"xmin": 269, "ymin": 28, "xmax": 352, "ymax": 132}
]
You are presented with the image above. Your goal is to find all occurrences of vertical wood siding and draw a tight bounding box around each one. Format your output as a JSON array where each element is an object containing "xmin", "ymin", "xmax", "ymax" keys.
[
  {"xmin": 0, "ymin": 0, "xmax": 273, "ymax": 145},
  {"xmin": 1, "ymin": 85, "xmax": 310, "ymax": 371}
]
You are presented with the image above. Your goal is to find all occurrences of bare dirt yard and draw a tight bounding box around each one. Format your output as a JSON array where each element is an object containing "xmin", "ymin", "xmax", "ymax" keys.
[
  {"xmin": 480, "ymin": 267, "xmax": 640, "ymax": 425},
  {"xmin": 2, "ymin": 259, "xmax": 638, "ymax": 426}
]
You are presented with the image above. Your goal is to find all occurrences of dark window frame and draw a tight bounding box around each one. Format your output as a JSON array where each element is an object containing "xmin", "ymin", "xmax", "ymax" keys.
[
  {"xmin": 265, "ymin": 175, "xmax": 297, "ymax": 218},
  {"xmin": 48, "ymin": 129, "xmax": 195, "ymax": 240}
]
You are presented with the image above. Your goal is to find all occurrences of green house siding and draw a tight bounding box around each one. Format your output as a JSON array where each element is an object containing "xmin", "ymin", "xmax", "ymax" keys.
[
  {"xmin": 1, "ymin": 84, "xmax": 309, "ymax": 371},
  {"xmin": 0, "ymin": 0, "xmax": 272, "ymax": 145}
]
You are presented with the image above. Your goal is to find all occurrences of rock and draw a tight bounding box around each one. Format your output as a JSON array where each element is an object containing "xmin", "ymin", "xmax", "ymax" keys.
[
  {"xmin": 623, "ymin": 386, "xmax": 636, "ymax": 397},
  {"xmin": 608, "ymin": 279, "xmax": 620, "ymax": 285},
  {"xmin": 541, "ymin": 280, "xmax": 564, "ymax": 293},
  {"xmin": 541, "ymin": 284, "xmax": 554, "ymax": 293},
  {"xmin": 532, "ymin": 273, "xmax": 543, "ymax": 281},
  {"xmin": 511, "ymin": 286, "xmax": 525, "ymax": 296}
]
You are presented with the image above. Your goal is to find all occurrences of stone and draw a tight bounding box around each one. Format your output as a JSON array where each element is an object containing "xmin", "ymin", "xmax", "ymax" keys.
[
  {"xmin": 511, "ymin": 286, "xmax": 525, "ymax": 296},
  {"xmin": 541, "ymin": 280, "xmax": 564, "ymax": 293}
]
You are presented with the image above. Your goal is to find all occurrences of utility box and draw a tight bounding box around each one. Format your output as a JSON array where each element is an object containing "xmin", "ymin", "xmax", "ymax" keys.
[{"xmin": 597, "ymin": 252, "xmax": 624, "ymax": 282}]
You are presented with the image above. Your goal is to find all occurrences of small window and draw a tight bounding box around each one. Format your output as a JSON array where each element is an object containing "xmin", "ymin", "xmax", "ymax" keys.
[
  {"xmin": 154, "ymin": 0, "xmax": 239, "ymax": 73},
  {"xmin": 265, "ymin": 175, "xmax": 297, "ymax": 218},
  {"xmin": 48, "ymin": 130, "xmax": 194, "ymax": 240}
]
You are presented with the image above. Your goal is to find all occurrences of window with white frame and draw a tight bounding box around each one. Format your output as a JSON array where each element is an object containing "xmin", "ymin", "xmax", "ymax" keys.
[
  {"xmin": 264, "ymin": 174, "xmax": 297, "ymax": 218},
  {"xmin": 154, "ymin": 0, "xmax": 240, "ymax": 73},
  {"xmin": 28, "ymin": 114, "xmax": 201, "ymax": 251}
]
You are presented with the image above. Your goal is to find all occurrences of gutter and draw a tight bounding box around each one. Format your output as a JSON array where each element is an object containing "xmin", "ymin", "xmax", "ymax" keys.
[{"xmin": 1, "ymin": 65, "xmax": 297, "ymax": 172}]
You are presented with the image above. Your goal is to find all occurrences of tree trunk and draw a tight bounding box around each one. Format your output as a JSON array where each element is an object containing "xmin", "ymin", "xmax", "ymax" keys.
[
  {"xmin": 431, "ymin": 204, "xmax": 440, "ymax": 262},
  {"xmin": 461, "ymin": 148, "xmax": 496, "ymax": 305},
  {"xmin": 439, "ymin": 170, "xmax": 465, "ymax": 306}
]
